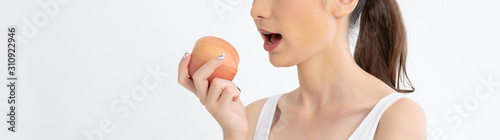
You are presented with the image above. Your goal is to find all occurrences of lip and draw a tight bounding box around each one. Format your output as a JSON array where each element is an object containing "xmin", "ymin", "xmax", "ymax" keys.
[
  {"xmin": 258, "ymin": 29, "xmax": 278, "ymax": 34},
  {"xmin": 258, "ymin": 29, "xmax": 282, "ymax": 52}
]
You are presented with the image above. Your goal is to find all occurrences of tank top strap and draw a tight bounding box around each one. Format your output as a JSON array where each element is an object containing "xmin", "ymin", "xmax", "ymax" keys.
[
  {"xmin": 253, "ymin": 93, "xmax": 286, "ymax": 140},
  {"xmin": 348, "ymin": 92, "xmax": 411, "ymax": 140}
]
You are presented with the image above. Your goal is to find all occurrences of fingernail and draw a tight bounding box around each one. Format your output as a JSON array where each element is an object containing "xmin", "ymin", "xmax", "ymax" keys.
[
  {"xmin": 217, "ymin": 53, "xmax": 225, "ymax": 60},
  {"xmin": 183, "ymin": 51, "xmax": 189, "ymax": 58}
]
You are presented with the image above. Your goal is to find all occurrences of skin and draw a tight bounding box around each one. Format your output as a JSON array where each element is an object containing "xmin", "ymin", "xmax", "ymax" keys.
[{"xmin": 178, "ymin": 0, "xmax": 426, "ymax": 139}]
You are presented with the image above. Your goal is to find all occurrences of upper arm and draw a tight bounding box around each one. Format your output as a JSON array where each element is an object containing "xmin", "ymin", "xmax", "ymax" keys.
[
  {"xmin": 245, "ymin": 98, "xmax": 268, "ymax": 140},
  {"xmin": 374, "ymin": 98, "xmax": 427, "ymax": 140}
]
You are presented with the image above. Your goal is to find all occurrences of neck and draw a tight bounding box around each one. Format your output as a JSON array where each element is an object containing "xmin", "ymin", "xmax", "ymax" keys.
[
  {"xmin": 296, "ymin": 43, "xmax": 358, "ymax": 102},
  {"xmin": 294, "ymin": 32, "xmax": 386, "ymax": 110}
]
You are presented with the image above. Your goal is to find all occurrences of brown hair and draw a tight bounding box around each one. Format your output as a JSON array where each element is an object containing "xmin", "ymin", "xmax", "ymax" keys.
[{"xmin": 350, "ymin": 0, "xmax": 415, "ymax": 93}]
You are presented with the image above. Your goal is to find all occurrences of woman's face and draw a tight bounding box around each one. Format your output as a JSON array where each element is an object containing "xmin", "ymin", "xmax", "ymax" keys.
[{"xmin": 251, "ymin": 0, "xmax": 338, "ymax": 67}]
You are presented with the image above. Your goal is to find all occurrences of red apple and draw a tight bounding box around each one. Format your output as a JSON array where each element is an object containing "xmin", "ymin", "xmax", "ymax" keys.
[{"xmin": 188, "ymin": 36, "xmax": 239, "ymax": 83}]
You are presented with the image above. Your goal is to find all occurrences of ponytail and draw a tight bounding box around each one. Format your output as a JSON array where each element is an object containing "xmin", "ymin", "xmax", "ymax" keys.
[{"xmin": 350, "ymin": 0, "xmax": 414, "ymax": 93}]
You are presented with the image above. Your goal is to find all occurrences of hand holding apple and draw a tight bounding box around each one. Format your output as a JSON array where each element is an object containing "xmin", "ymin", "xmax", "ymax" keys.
[
  {"xmin": 177, "ymin": 36, "xmax": 247, "ymax": 139},
  {"xmin": 188, "ymin": 36, "xmax": 240, "ymax": 83}
]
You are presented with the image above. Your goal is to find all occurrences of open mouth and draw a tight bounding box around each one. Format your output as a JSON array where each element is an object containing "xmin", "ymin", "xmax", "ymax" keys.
[
  {"xmin": 259, "ymin": 29, "xmax": 282, "ymax": 52},
  {"xmin": 262, "ymin": 32, "xmax": 282, "ymax": 45}
]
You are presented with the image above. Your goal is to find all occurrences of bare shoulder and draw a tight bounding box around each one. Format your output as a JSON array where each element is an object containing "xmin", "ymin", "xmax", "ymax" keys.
[
  {"xmin": 374, "ymin": 98, "xmax": 427, "ymax": 140},
  {"xmin": 245, "ymin": 97, "xmax": 269, "ymax": 140}
]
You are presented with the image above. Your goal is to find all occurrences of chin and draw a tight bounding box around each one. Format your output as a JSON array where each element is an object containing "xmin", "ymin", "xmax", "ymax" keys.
[{"xmin": 269, "ymin": 53, "xmax": 296, "ymax": 67}]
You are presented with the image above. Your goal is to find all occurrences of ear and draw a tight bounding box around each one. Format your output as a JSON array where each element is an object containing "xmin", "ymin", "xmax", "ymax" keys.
[{"xmin": 330, "ymin": 0, "xmax": 358, "ymax": 18}]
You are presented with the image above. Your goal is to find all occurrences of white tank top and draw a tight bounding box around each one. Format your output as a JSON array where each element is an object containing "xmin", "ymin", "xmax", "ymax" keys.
[{"xmin": 253, "ymin": 92, "xmax": 411, "ymax": 140}]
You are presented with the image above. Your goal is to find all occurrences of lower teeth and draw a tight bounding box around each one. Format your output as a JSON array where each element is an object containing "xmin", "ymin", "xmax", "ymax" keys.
[{"xmin": 268, "ymin": 41, "xmax": 272, "ymax": 45}]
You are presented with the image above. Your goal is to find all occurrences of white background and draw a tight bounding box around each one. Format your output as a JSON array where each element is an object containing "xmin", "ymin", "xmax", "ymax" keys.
[{"xmin": 0, "ymin": 0, "xmax": 499, "ymax": 140}]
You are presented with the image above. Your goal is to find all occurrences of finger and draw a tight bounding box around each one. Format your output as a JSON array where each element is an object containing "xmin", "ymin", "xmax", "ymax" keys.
[
  {"xmin": 192, "ymin": 53, "xmax": 226, "ymax": 103},
  {"xmin": 177, "ymin": 51, "xmax": 196, "ymax": 93},
  {"xmin": 219, "ymin": 85, "xmax": 241, "ymax": 106},
  {"xmin": 205, "ymin": 78, "xmax": 233, "ymax": 107}
]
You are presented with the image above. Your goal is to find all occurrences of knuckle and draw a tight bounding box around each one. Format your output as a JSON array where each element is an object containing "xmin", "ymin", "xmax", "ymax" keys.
[
  {"xmin": 211, "ymin": 78, "xmax": 223, "ymax": 87},
  {"xmin": 231, "ymin": 90, "xmax": 238, "ymax": 97},
  {"xmin": 192, "ymin": 72, "xmax": 204, "ymax": 82},
  {"xmin": 234, "ymin": 89, "xmax": 240, "ymax": 96},
  {"xmin": 236, "ymin": 88, "xmax": 241, "ymax": 94},
  {"xmin": 223, "ymin": 91, "xmax": 233, "ymax": 98}
]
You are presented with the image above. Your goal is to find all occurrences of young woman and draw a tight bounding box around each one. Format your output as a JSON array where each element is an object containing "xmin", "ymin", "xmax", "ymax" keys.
[{"xmin": 178, "ymin": 0, "xmax": 426, "ymax": 139}]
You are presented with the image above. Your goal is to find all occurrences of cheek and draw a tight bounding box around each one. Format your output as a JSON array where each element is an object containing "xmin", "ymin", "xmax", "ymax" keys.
[
  {"xmin": 294, "ymin": 14, "xmax": 333, "ymax": 49},
  {"xmin": 276, "ymin": 7, "xmax": 333, "ymax": 63},
  {"xmin": 278, "ymin": 2, "xmax": 333, "ymax": 47}
]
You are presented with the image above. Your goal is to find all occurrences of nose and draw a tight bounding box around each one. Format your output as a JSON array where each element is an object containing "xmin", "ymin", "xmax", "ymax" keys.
[{"xmin": 250, "ymin": 0, "xmax": 271, "ymax": 20}]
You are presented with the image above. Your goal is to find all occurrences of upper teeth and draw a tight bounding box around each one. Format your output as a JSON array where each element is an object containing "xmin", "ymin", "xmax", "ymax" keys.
[{"xmin": 262, "ymin": 32, "xmax": 271, "ymax": 35}]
